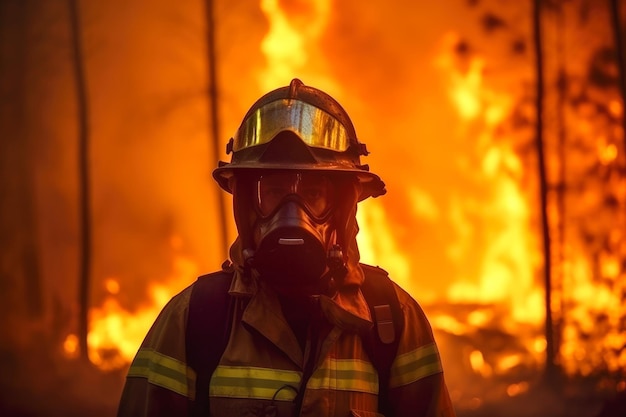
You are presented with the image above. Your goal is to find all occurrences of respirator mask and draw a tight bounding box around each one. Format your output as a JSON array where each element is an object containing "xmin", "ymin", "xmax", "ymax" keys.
[
  {"xmin": 212, "ymin": 79, "xmax": 388, "ymax": 290},
  {"xmin": 250, "ymin": 171, "xmax": 336, "ymax": 288}
]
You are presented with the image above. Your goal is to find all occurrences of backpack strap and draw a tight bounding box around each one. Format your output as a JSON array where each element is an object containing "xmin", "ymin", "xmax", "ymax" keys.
[
  {"xmin": 186, "ymin": 267, "xmax": 234, "ymax": 417},
  {"xmin": 359, "ymin": 263, "xmax": 404, "ymax": 416}
]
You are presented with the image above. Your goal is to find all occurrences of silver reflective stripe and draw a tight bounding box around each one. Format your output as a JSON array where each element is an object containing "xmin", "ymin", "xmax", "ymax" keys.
[
  {"xmin": 307, "ymin": 357, "xmax": 379, "ymax": 394},
  {"xmin": 389, "ymin": 343, "xmax": 443, "ymax": 388},
  {"xmin": 210, "ymin": 365, "xmax": 301, "ymax": 401},
  {"xmin": 127, "ymin": 348, "xmax": 196, "ymax": 399}
]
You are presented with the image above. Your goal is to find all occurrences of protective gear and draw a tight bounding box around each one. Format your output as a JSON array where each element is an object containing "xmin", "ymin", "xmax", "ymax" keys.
[
  {"xmin": 213, "ymin": 78, "xmax": 386, "ymax": 201},
  {"xmin": 253, "ymin": 198, "xmax": 333, "ymax": 288},
  {"xmin": 232, "ymin": 98, "xmax": 351, "ymax": 153},
  {"xmin": 252, "ymin": 171, "xmax": 335, "ymax": 287},
  {"xmin": 255, "ymin": 172, "xmax": 334, "ymax": 220},
  {"xmin": 212, "ymin": 79, "xmax": 386, "ymax": 291},
  {"xmin": 117, "ymin": 267, "xmax": 457, "ymax": 417},
  {"xmin": 118, "ymin": 80, "xmax": 456, "ymax": 417}
]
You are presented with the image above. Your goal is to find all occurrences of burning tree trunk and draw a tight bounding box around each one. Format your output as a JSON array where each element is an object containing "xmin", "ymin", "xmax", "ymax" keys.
[
  {"xmin": 204, "ymin": 0, "xmax": 229, "ymax": 259},
  {"xmin": 68, "ymin": 0, "xmax": 92, "ymax": 362},
  {"xmin": 532, "ymin": 0, "xmax": 558, "ymax": 379}
]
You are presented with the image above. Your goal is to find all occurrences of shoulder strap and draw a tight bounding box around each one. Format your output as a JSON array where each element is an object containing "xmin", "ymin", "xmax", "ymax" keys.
[
  {"xmin": 359, "ymin": 263, "xmax": 404, "ymax": 416},
  {"xmin": 186, "ymin": 268, "xmax": 234, "ymax": 417}
]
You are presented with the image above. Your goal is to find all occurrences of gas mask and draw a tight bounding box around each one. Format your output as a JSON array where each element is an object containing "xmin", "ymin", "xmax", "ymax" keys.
[
  {"xmin": 250, "ymin": 171, "xmax": 336, "ymax": 288},
  {"xmin": 213, "ymin": 79, "xmax": 388, "ymax": 291}
]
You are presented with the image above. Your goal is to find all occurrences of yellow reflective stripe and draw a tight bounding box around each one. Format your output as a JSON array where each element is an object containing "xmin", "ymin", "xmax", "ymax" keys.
[
  {"xmin": 308, "ymin": 358, "xmax": 379, "ymax": 394},
  {"xmin": 389, "ymin": 343, "xmax": 442, "ymax": 388},
  {"xmin": 210, "ymin": 366, "xmax": 301, "ymax": 401},
  {"xmin": 127, "ymin": 348, "xmax": 196, "ymax": 398}
]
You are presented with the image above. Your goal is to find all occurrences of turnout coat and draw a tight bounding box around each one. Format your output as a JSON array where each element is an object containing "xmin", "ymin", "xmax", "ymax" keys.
[{"xmin": 117, "ymin": 265, "xmax": 456, "ymax": 417}]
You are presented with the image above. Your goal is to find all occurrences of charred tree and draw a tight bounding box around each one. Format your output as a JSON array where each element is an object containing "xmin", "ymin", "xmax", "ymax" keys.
[
  {"xmin": 204, "ymin": 0, "xmax": 229, "ymax": 258},
  {"xmin": 609, "ymin": 0, "xmax": 626, "ymax": 157},
  {"xmin": 533, "ymin": 0, "xmax": 558, "ymax": 380},
  {"xmin": 554, "ymin": 0, "xmax": 567, "ymax": 373},
  {"xmin": 68, "ymin": 0, "xmax": 92, "ymax": 362},
  {"xmin": 0, "ymin": 0, "xmax": 44, "ymax": 331}
]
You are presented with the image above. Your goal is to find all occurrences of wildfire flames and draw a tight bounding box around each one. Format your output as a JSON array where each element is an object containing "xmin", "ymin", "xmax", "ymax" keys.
[
  {"xmin": 64, "ymin": 240, "xmax": 200, "ymax": 371},
  {"xmin": 10, "ymin": 0, "xmax": 619, "ymax": 413},
  {"xmin": 64, "ymin": 0, "xmax": 626, "ymax": 381}
]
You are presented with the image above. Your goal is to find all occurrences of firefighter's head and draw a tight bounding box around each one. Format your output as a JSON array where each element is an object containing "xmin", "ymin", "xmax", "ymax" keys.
[{"xmin": 213, "ymin": 79, "xmax": 385, "ymax": 293}]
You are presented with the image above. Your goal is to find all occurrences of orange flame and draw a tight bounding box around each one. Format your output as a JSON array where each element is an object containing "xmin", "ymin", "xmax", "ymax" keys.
[
  {"xmin": 65, "ymin": 248, "xmax": 199, "ymax": 370},
  {"xmin": 259, "ymin": 0, "xmax": 333, "ymax": 90}
]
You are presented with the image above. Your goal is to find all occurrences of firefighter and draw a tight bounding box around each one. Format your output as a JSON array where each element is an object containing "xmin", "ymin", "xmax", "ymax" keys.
[{"xmin": 117, "ymin": 79, "xmax": 456, "ymax": 417}]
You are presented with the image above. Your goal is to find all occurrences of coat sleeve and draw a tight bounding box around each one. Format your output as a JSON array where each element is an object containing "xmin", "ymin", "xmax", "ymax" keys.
[
  {"xmin": 117, "ymin": 286, "xmax": 195, "ymax": 417},
  {"xmin": 387, "ymin": 284, "xmax": 456, "ymax": 417}
]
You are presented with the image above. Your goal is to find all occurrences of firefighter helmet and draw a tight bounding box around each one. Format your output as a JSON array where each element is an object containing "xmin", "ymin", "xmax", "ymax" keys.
[{"xmin": 212, "ymin": 79, "xmax": 386, "ymax": 201}]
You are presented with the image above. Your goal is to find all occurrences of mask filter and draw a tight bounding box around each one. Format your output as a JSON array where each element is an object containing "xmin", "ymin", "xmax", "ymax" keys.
[{"xmin": 252, "ymin": 200, "xmax": 332, "ymax": 288}]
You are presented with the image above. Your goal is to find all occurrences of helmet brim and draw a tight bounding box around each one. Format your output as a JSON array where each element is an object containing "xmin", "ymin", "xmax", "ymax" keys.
[{"xmin": 212, "ymin": 163, "xmax": 386, "ymax": 201}]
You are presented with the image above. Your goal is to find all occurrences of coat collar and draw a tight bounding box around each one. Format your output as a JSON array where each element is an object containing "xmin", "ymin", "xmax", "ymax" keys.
[
  {"xmin": 229, "ymin": 269, "xmax": 373, "ymax": 367},
  {"xmin": 230, "ymin": 269, "xmax": 372, "ymax": 327}
]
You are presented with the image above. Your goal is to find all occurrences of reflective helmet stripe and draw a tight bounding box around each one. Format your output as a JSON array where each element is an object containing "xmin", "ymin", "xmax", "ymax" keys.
[
  {"xmin": 127, "ymin": 348, "xmax": 196, "ymax": 398},
  {"xmin": 389, "ymin": 343, "xmax": 443, "ymax": 388},
  {"xmin": 234, "ymin": 99, "xmax": 350, "ymax": 153}
]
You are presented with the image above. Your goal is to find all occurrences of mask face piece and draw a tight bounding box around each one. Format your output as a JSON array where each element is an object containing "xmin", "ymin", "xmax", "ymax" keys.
[
  {"xmin": 256, "ymin": 172, "xmax": 333, "ymax": 220},
  {"xmin": 252, "ymin": 173, "xmax": 335, "ymax": 288}
]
